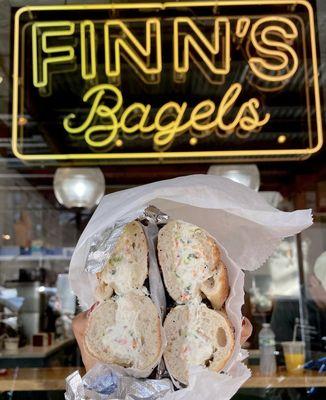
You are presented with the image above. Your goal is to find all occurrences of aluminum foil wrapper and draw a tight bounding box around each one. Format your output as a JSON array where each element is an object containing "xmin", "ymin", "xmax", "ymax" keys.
[
  {"xmin": 141, "ymin": 206, "xmax": 169, "ymax": 379},
  {"xmin": 85, "ymin": 224, "xmax": 124, "ymax": 274},
  {"xmin": 141, "ymin": 206, "xmax": 168, "ymax": 319},
  {"xmin": 65, "ymin": 370, "xmax": 83, "ymax": 400},
  {"xmin": 85, "ymin": 206, "xmax": 168, "ymax": 275},
  {"xmin": 143, "ymin": 205, "xmax": 169, "ymax": 225},
  {"xmin": 65, "ymin": 363, "xmax": 173, "ymax": 400}
]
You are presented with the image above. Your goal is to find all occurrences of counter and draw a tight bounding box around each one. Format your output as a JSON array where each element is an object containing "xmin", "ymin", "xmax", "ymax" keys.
[
  {"xmin": 0, "ymin": 366, "xmax": 83, "ymax": 391},
  {"xmin": 0, "ymin": 366, "xmax": 324, "ymax": 392},
  {"xmin": 0, "ymin": 339, "xmax": 74, "ymax": 359},
  {"xmin": 0, "ymin": 339, "xmax": 76, "ymax": 368},
  {"xmin": 244, "ymin": 366, "xmax": 326, "ymax": 388}
]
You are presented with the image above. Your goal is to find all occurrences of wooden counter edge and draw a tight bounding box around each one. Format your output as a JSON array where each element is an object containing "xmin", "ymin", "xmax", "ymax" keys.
[{"xmin": 0, "ymin": 367, "xmax": 325, "ymax": 391}]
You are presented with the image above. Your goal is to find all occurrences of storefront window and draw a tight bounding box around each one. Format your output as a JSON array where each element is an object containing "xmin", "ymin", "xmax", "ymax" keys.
[{"xmin": 0, "ymin": 0, "xmax": 325, "ymax": 398}]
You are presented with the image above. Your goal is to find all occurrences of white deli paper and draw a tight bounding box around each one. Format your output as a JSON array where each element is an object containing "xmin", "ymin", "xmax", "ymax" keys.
[{"xmin": 68, "ymin": 174, "xmax": 313, "ymax": 400}]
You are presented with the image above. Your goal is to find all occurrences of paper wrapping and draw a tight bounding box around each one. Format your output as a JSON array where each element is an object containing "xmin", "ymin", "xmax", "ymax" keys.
[{"xmin": 68, "ymin": 174, "xmax": 313, "ymax": 400}]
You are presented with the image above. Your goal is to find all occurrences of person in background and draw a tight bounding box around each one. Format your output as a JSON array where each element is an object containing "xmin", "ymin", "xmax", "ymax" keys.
[
  {"xmin": 311, "ymin": 252, "xmax": 326, "ymax": 310},
  {"xmin": 271, "ymin": 252, "xmax": 326, "ymax": 353},
  {"xmin": 14, "ymin": 211, "xmax": 32, "ymax": 253}
]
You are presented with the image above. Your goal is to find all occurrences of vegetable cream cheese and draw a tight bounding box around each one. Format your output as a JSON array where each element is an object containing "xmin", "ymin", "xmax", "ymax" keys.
[{"xmin": 173, "ymin": 225, "xmax": 215, "ymax": 302}]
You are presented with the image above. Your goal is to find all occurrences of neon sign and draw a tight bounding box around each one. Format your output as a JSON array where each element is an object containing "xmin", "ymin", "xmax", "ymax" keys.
[
  {"xmin": 63, "ymin": 83, "xmax": 270, "ymax": 149},
  {"xmin": 12, "ymin": 1, "xmax": 323, "ymax": 162}
]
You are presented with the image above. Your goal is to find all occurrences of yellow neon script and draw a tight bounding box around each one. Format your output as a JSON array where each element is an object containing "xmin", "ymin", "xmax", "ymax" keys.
[
  {"xmin": 31, "ymin": 16, "xmax": 299, "ymax": 89},
  {"xmin": 63, "ymin": 83, "xmax": 270, "ymax": 148}
]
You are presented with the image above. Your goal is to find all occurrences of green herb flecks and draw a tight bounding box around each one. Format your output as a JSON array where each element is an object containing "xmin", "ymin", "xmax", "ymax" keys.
[{"xmin": 110, "ymin": 255, "xmax": 123, "ymax": 264}]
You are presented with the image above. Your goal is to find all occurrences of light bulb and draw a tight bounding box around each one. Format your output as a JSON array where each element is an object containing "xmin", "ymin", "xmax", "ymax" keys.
[{"xmin": 54, "ymin": 168, "xmax": 105, "ymax": 208}]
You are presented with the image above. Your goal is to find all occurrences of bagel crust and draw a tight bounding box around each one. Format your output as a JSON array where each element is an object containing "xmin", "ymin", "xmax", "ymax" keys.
[
  {"xmin": 95, "ymin": 221, "xmax": 148, "ymax": 300},
  {"xmin": 85, "ymin": 292, "xmax": 162, "ymax": 377},
  {"xmin": 163, "ymin": 302, "xmax": 235, "ymax": 384},
  {"xmin": 158, "ymin": 220, "xmax": 229, "ymax": 309}
]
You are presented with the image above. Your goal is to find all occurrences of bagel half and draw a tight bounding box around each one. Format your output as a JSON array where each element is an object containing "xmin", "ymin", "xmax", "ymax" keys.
[
  {"xmin": 85, "ymin": 292, "xmax": 163, "ymax": 377},
  {"xmin": 157, "ymin": 220, "xmax": 229, "ymax": 308},
  {"xmin": 95, "ymin": 221, "xmax": 148, "ymax": 300},
  {"xmin": 163, "ymin": 302, "xmax": 234, "ymax": 384}
]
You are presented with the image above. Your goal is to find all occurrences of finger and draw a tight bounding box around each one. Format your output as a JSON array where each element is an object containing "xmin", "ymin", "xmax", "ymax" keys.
[
  {"xmin": 309, "ymin": 275, "xmax": 320, "ymax": 287},
  {"xmin": 72, "ymin": 307, "xmax": 98, "ymax": 372},
  {"xmin": 72, "ymin": 302, "xmax": 99, "ymax": 339},
  {"xmin": 314, "ymin": 300, "xmax": 323, "ymax": 309},
  {"xmin": 72, "ymin": 312, "xmax": 88, "ymax": 363},
  {"xmin": 87, "ymin": 301, "xmax": 99, "ymax": 318},
  {"xmin": 313, "ymin": 293, "xmax": 326, "ymax": 310},
  {"xmin": 240, "ymin": 317, "xmax": 253, "ymax": 345},
  {"xmin": 72, "ymin": 311, "xmax": 88, "ymax": 341}
]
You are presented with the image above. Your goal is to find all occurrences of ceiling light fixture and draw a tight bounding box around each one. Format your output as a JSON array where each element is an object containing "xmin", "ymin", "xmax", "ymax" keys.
[
  {"xmin": 207, "ymin": 164, "xmax": 260, "ymax": 191},
  {"xmin": 259, "ymin": 191, "xmax": 284, "ymax": 208},
  {"xmin": 53, "ymin": 168, "xmax": 105, "ymax": 209}
]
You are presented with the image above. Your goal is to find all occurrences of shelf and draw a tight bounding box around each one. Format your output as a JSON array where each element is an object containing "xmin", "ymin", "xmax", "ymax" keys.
[{"xmin": 0, "ymin": 255, "xmax": 72, "ymax": 262}]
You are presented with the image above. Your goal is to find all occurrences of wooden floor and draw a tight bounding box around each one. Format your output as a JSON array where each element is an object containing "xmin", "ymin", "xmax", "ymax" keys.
[{"xmin": 0, "ymin": 366, "xmax": 325, "ymax": 391}]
